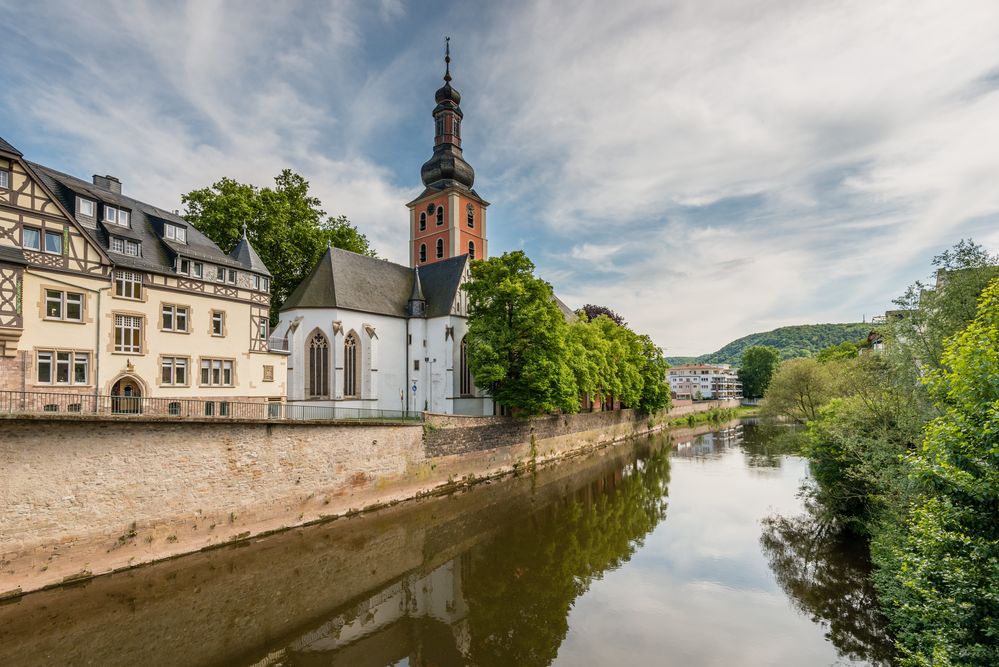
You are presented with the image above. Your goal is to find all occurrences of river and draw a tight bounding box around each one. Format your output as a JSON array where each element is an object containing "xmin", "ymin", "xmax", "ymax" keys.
[{"xmin": 0, "ymin": 421, "xmax": 895, "ymax": 666}]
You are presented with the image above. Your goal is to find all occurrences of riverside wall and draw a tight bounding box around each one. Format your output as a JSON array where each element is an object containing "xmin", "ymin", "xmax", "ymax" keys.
[{"xmin": 0, "ymin": 399, "xmax": 739, "ymax": 595}]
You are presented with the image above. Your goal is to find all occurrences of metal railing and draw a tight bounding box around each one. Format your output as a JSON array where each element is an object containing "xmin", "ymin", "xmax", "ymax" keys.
[
  {"xmin": 267, "ymin": 335, "xmax": 290, "ymax": 353},
  {"xmin": 0, "ymin": 390, "xmax": 422, "ymax": 423}
]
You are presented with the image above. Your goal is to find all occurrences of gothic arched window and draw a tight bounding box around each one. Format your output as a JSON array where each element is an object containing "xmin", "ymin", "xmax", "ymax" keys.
[
  {"xmin": 419, "ymin": 212, "xmax": 427, "ymax": 231},
  {"xmin": 454, "ymin": 118, "xmax": 460, "ymax": 138},
  {"xmin": 436, "ymin": 206, "xmax": 444, "ymax": 226},
  {"xmin": 419, "ymin": 243, "xmax": 427, "ymax": 263},
  {"xmin": 308, "ymin": 331, "xmax": 329, "ymax": 398},
  {"xmin": 344, "ymin": 333, "xmax": 359, "ymax": 398},
  {"xmin": 468, "ymin": 241, "xmax": 475, "ymax": 259},
  {"xmin": 436, "ymin": 238, "xmax": 444, "ymax": 259},
  {"xmin": 466, "ymin": 204, "xmax": 474, "ymax": 228},
  {"xmin": 460, "ymin": 335, "xmax": 472, "ymax": 396}
]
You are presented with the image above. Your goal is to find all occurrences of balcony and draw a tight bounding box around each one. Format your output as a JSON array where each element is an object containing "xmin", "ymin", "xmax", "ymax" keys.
[{"xmin": 267, "ymin": 335, "xmax": 290, "ymax": 353}]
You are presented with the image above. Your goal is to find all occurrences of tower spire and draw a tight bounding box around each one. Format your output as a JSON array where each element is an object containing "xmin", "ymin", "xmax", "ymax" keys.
[{"xmin": 444, "ymin": 37, "xmax": 451, "ymax": 82}]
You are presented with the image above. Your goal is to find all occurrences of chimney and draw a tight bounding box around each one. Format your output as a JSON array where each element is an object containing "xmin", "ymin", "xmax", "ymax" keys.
[{"xmin": 92, "ymin": 174, "xmax": 122, "ymax": 194}]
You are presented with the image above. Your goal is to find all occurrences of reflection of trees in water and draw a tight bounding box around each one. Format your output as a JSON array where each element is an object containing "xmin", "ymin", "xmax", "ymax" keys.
[
  {"xmin": 760, "ymin": 503, "xmax": 896, "ymax": 666},
  {"xmin": 740, "ymin": 422, "xmax": 805, "ymax": 468},
  {"xmin": 462, "ymin": 445, "xmax": 672, "ymax": 667}
]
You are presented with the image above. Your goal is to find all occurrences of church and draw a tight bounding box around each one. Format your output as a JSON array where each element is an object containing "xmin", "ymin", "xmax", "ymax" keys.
[{"xmin": 276, "ymin": 44, "xmax": 495, "ymax": 416}]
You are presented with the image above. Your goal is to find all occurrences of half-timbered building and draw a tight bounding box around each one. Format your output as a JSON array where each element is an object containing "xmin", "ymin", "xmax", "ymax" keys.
[{"xmin": 0, "ymin": 137, "xmax": 287, "ymax": 409}]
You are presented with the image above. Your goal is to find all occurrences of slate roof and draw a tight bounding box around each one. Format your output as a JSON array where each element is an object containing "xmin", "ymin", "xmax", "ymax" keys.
[
  {"xmin": 0, "ymin": 136, "xmax": 23, "ymax": 156},
  {"xmin": 28, "ymin": 162, "xmax": 270, "ymax": 278},
  {"xmin": 282, "ymin": 247, "xmax": 468, "ymax": 319},
  {"xmin": 230, "ymin": 234, "xmax": 271, "ymax": 277}
]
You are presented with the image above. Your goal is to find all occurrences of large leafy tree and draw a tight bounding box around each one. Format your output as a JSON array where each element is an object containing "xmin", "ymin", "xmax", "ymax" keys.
[
  {"xmin": 463, "ymin": 251, "xmax": 578, "ymax": 415},
  {"xmin": 874, "ymin": 278, "xmax": 999, "ymax": 666},
  {"xmin": 578, "ymin": 304, "xmax": 627, "ymax": 327},
  {"xmin": 181, "ymin": 170, "xmax": 373, "ymax": 321},
  {"xmin": 738, "ymin": 345, "xmax": 781, "ymax": 398}
]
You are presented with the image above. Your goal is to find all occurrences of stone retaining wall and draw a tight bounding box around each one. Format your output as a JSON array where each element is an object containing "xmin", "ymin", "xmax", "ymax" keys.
[{"xmin": 0, "ymin": 399, "xmax": 739, "ymax": 595}]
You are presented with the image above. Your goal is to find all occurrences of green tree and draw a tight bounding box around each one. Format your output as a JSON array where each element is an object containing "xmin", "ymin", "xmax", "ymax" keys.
[
  {"xmin": 738, "ymin": 345, "xmax": 782, "ymax": 398},
  {"xmin": 182, "ymin": 170, "xmax": 373, "ymax": 321},
  {"xmin": 816, "ymin": 340, "xmax": 864, "ymax": 363},
  {"xmin": 577, "ymin": 304, "xmax": 627, "ymax": 327},
  {"xmin": 874, "ymin": 278, "xmax": 999, "ymax": 666},
  {"xmin": 636, "ymin": 334, "xmax": 671, "ymax": 413},
  {"xmin": 463, "ymin": 251, "xmax": 578, "ymax": 415},
  {"xmin": 761, "ymin": 357, "xmax": 843, "ymax": 423}
]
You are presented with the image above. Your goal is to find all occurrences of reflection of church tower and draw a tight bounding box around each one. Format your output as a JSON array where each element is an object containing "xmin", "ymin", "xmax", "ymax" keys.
[{"xmin": 408, "ymin": 39, "xmax": 489, "ymax": 268}]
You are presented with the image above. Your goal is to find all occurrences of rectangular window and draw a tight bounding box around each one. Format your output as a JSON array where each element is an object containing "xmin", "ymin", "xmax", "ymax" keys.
[
  {"xmin": 36, "ymin": 350, "xmax": 88, "ymax": 385},
  {"xmin": 178, "ymin": 258, "xmax": 190, "ymax": 275},
  {"xmin": 77, "ymin": 198, "xmax": 95, "ymax": 216},
  {"xmin": 37, "ymin": 351, "xmax": 52, "ymax": 383},
  {"xmin": 200, "ymin": 358, "xmax": 234, "ymax": 386},
  {"xmin": 161, "ymin": 356, "xmax": 188, "ymax": 385},
  {"xmin": 161, "ymin": 304, "xmax": 188, "ymax": 332},
  {"xmin": 211, "ymin": 310, "xmax": 225, "ymax": 336},
  {"xmin": 215, "ymin": 266, "xmax": 225, "ymax": 282},
  {"xmin": 257, "ymin": 316, "xmax": 268, "ymax": 340},
  {"xmin": 74, "ymin": 352, "xmax": 89, "ymax": 384},
  {"xmin": 164, "ymin": 223, "xmax": 187, "ymax": 243},
  {"xmin": 44, "ymin": 289, "xmax": 83, "ymax": 321},
  {"xmin": 23, "ymin": 227, "xmax": 40, "ymax": 250},
  {"xmin": 219, "ymin": 401, "xmax": 230, "ymax": 417},
  {"xmin": 192, "ymin": 262, "xmax": 203, "ymax": 278},
  {"xmin": 55, "ymin": 351, "xmax": 71, "ymax": 383},
  {"xmin": 126, "ymin": 240, "xmax": 139, "ymax": 256},
  {"xmin": 0, "ymin": 169, "xmax": 9, "ymax": 189},
  {"xmin": 103, "ymin": 205, "xmax": 130, "ymax": 227},
  {"xmin": 44, "ymin": 230, "xmax": 63, "ymax": 254},
  {"xmin": 253, "ymin": 275, "xmax": 261, "ymax": 291},
  {"xmin": 114, "ymin": 271, "xmax": 142, "ymax": 299},
  {"xmin": 111, "ymin": 237, "xmax": 124, "ymax": 253},
  {"xmin": 227, "ymin": 269, "xmax": 237, "ymax": 284},
  {"xmin": 114, "ymin": 314, "xmax": 142, "ymax": 353}
]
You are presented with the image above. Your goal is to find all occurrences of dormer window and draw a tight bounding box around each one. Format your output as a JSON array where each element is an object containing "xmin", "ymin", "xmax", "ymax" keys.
[
  {"xmin": 77, "ymin": 197, "xmax": 95, "ymax": 217},
  {"xmin": 110, "ymin": 236, "xmax": 140, "ymax": 256},
  {"xmin": 103, "ymin": 204, "xmax": 130, "ymax": 227},
  {"xmin": 164, "ymin": 223, "xmax": 187, "ymax": 244}
]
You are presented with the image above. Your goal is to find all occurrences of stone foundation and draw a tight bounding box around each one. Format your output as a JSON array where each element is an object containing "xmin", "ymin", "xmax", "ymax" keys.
[{"xmin": 0, "ymin": 399, "xmax": 739, "ymax": 595}]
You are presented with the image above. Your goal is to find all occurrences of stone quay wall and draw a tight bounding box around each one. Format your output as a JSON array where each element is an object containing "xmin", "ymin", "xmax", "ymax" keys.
[{"xmin": 0, "ymin": 399, "xmax": 740, "ymax": 595}]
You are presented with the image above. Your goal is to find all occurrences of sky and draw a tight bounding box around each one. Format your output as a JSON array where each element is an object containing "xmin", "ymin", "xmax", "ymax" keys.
[{"xmin": 2, "ymin": 0, "xmax": 998, "ymax": 356}]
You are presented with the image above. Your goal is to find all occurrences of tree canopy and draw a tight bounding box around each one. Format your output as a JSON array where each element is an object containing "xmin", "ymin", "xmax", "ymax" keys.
[
  {"xmin": 668, "ymin": 322, "xmax": 871, "ymax": 366},
  {"xmin": 463, "ymin": 251, "xmax": 671, "ymax": 416},
  {"xmin": 738, "ymin": 345, "xmax": 781, "ymax": 398},
  {"xmin": 577, "ymin": 304, "xmax": 627, "ymax": 327},
  {"xmin": 875, "ymin": 277, "xmax": 999, "ymax": 666},
  {"xmin": 463, "ymin": 251, "xmax": 578, "ymax": 415},
  {"xmin": 182, "ymin": 170, "xmax": 373, "ymax": 321}
]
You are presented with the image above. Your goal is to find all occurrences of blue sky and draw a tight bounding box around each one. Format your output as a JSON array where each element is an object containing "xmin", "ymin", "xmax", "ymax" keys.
[{"xmin": 2, "ymin": 0, "xmax": 998, "ymax": 356}]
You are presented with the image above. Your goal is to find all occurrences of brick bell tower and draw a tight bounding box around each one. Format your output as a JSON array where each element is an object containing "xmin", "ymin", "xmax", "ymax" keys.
[{"xmin": 408, "ymin": 38, "xmax": 489, "ymax": 268}]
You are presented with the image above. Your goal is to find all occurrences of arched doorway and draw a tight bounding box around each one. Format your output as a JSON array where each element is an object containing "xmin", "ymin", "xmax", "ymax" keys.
[{"xmin": 111, "ymin": 376, "xmax": 143, "ymax": 414}]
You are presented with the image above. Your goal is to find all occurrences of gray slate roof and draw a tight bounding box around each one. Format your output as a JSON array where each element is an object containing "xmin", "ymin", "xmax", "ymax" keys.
[
  {"xmin": 282, "ymin": 246, "xmax": 468, "ymax": 319},
  {"xmin": 0, "ymin": 136, "xmax": 23, "ymax": 156},
  {"xmin": 28, "ymin": 162, "xmax": 270, "ymax": 278},
  {"xmin": 230, "ymin": 234, "xmax": 271, "ymax": 277}
]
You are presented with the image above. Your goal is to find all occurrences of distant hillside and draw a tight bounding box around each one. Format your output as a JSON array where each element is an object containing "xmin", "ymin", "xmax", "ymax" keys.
[{"xmin": 668, "ymin": 322, "xmax": 871, "ymax": 367}]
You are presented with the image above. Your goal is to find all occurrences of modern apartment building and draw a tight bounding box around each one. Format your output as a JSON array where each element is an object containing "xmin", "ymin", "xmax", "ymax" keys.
[
  {"xmin": 0, "ymin": 137, "xmax": 287, "ymax": 409},
  {"xmin": 668, "ymin": 363, "xmax": 742, "ymax": 400}
]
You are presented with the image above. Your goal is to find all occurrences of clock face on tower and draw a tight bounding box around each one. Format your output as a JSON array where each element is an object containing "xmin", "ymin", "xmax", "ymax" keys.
[{"xmin": 427, "ymin": 203, "xmax": 436, "ymax": 214}]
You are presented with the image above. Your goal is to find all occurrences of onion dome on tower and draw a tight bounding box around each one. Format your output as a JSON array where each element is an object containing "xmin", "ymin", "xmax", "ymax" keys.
[{"xmin": 420, "ymin": 38, "xmax": 475, "ymax": 190}]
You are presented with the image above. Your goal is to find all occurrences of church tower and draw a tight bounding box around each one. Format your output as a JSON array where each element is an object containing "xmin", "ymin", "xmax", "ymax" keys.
[{"xmin": 408, "ymin": 39, "xmax": 489, "ymax": 268}]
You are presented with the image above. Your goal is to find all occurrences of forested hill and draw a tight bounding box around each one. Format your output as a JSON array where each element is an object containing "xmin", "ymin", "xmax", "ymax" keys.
[{"xmin": 668, "ymin": 322, "xmax": 871, "ymax": 366}]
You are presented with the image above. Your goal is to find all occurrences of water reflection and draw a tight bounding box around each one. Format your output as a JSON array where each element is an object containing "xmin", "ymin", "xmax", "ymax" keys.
[
  {"xmin": 0, "ymin": 423, "xmax": 892, "ymax": 667},
  {"xmin": 761, "ymin": 503, "xmax": 897, "ymax": 666}
]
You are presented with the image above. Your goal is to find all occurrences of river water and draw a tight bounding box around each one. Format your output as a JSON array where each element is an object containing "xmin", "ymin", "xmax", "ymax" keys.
[{"xmin": 0, "ymin": 421, "xmax": 895, "ymax": 666}]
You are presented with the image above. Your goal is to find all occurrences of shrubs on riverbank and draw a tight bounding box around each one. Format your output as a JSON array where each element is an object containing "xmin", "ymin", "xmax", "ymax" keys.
[{"xmin": 762, "ymin": 241, "xmax": 999, "ymax": 665}]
